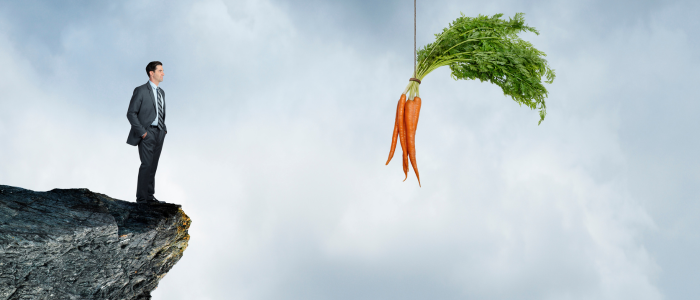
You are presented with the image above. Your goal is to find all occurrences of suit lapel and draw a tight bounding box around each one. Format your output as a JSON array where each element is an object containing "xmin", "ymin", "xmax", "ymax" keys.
[{"xmin": 146, "ymin": 81, "xmax": 157, "ymax": 110}]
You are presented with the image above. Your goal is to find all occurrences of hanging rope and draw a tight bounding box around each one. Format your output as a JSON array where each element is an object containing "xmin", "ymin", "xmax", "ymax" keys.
[{"xmin": 409, "ymin": 0, "xmax": 420, "ymax": 85}]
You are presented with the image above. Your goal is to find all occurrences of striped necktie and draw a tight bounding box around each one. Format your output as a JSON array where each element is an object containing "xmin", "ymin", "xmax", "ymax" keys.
[{"xmin": 157, "ymin": 88, "xmax": 164, "ymax": 130}]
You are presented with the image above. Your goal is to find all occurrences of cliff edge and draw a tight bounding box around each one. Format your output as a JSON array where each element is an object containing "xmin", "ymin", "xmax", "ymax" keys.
[{"xmin": 0, "ymin": 185, "xmax": 191, "ymax": 300}]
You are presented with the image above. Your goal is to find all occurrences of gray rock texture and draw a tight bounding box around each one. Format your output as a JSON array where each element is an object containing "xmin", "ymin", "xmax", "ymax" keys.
[{"xmin": 0, "ymin": 185, "xmax": 191, "ymax": 300}]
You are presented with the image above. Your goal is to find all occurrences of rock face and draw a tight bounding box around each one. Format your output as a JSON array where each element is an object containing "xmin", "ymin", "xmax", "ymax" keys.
[{"xmin": 0, "ymin": 185, "xmax": 191, "ymax": 300}]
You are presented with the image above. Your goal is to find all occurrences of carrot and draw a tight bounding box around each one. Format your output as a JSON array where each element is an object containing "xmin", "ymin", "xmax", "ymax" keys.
[
  {"xmin": 404, "ymin": 96, "xmax": 422, "ymax": 187},
  {"xmin": 386, "ymin": 94, "xmax": 408, "ymax": 180},
  {"xmin": 399, "ymin": 98, "xmax": 409, "ymax": 181},
  {"xmin": 385, "ymin": 94, "xmax": 406, "ymax": 165}
]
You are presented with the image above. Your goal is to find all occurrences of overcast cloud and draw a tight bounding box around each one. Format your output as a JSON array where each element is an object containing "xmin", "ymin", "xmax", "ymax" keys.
[{"xmin": 0, "ymin": 0, "xmax": 698, "ymax": 299}]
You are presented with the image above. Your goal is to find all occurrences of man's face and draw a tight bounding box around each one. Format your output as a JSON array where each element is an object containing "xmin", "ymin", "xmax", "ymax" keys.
[{"xmin": 150, "ymin": 65, "xmax": 164, "ymax": 83}]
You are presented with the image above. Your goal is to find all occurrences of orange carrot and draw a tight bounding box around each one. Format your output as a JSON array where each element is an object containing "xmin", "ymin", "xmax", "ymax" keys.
[
  {"xmin": 404, "ymin": 96, "xmax": 422, "ymax": 186},
  {"xmin": 386, "ymin": 94, "xmax": 406, "ymax": 165},
  {"xmin": 399, "ymin": 98, "xmax": 409, "ymax": 181}
]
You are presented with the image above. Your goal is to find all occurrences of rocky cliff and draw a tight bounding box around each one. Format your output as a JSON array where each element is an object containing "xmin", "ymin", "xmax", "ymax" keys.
[{"xmin": 0, "ymin": 185, "xmax": 191, "ymax": 300}]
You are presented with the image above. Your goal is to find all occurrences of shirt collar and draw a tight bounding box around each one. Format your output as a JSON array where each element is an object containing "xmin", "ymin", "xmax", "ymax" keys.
[{"xmin": 148, "ymin": 80, "xmax": 159, "ymax": 90}]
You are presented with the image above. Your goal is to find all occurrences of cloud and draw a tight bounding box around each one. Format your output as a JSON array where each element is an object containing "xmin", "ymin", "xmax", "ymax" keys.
[{"xmin": 1, "ymin": 0, "xmax": 698, "ymax": 299}]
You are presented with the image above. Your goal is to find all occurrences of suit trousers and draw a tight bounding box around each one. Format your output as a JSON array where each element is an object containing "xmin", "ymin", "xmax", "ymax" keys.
[{"xmin": 136, "ymin": 126, "xmax": 166, "ymax": 201}]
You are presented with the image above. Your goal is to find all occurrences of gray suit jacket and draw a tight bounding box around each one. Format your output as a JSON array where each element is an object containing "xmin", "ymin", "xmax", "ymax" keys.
[{"xmin": 126, "ymin": 82, "xmax": 167, "ymax": 146}]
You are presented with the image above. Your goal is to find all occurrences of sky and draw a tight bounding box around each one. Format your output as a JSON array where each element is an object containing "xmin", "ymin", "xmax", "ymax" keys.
[{"xmin": 0, "ymin": 0, "xmax": 698, "ymax": 299}]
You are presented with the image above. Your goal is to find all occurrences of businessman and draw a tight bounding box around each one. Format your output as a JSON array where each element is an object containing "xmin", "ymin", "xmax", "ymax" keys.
[{"xmin": 126, "ymin": 61, "xmax": 168, "ymax": 204}]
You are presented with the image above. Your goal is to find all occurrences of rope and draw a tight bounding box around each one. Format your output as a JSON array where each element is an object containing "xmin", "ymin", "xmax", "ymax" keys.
[{"xmin": 409, "ymin": 0, "xmax": 420, "ymax": 86}]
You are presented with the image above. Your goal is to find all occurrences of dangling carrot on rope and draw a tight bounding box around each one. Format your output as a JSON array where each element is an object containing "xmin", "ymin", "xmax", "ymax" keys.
[
  {"xmin": 404, "ymin": 95, "xmax": 421, "ymax": 187},
  {"xmin": 386, "ymin": 94, "xmax": 409, "ymax": 180},
  {"xmin": 385, "ymin": 95, "xmax": 402, "ymax": 165},
  {"xmin": 386, "ymin": 11, "xmax": 556, "ymax": 186}
]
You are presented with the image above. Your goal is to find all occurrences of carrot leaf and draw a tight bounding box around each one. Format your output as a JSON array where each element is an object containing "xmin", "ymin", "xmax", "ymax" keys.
[{"xmin": 413, "ymin": 13, "xmax": 555, "ymax": 124}]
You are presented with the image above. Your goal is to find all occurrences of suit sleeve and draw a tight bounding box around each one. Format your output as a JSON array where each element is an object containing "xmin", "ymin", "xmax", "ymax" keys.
[{"xmin": 126, "ymin": 87, "xmax": 147, "ymax": 137}]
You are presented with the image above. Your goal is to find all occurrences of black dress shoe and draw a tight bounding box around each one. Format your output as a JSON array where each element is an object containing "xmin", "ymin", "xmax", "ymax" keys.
[
  {"xmin": 148, "ymin": 197, "xmax": 166, "ymax": 204},
  {"xmin": 136, "ymin": 198, "xmax": 164, "ymax": 204}
]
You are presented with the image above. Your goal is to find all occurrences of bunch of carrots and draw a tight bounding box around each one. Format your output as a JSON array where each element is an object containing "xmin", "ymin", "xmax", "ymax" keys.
[
  {"xmin": 385, "ymin": 13, "xmax": 556, "ymax": 186},
  {"xmin": 385, "ymin": 89, "xmax": 422, "ymax": 186}
]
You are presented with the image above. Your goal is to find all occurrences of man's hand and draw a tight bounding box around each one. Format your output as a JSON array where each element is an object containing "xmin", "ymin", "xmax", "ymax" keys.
[{"xmin": 142, "ymin": 132, "xmax": 147, "ymax": 139}]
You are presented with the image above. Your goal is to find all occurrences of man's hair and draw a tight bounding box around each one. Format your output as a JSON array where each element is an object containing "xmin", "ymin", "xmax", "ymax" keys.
[{"xmin": 146, "ymin": 61, "xmax": 163, "ymax": 77}]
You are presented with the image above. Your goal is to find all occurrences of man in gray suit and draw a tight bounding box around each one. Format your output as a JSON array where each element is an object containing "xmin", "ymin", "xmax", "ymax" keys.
[{"xmin": 126, "ymin": 61, "xmax": 168, "ymax": 204}]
